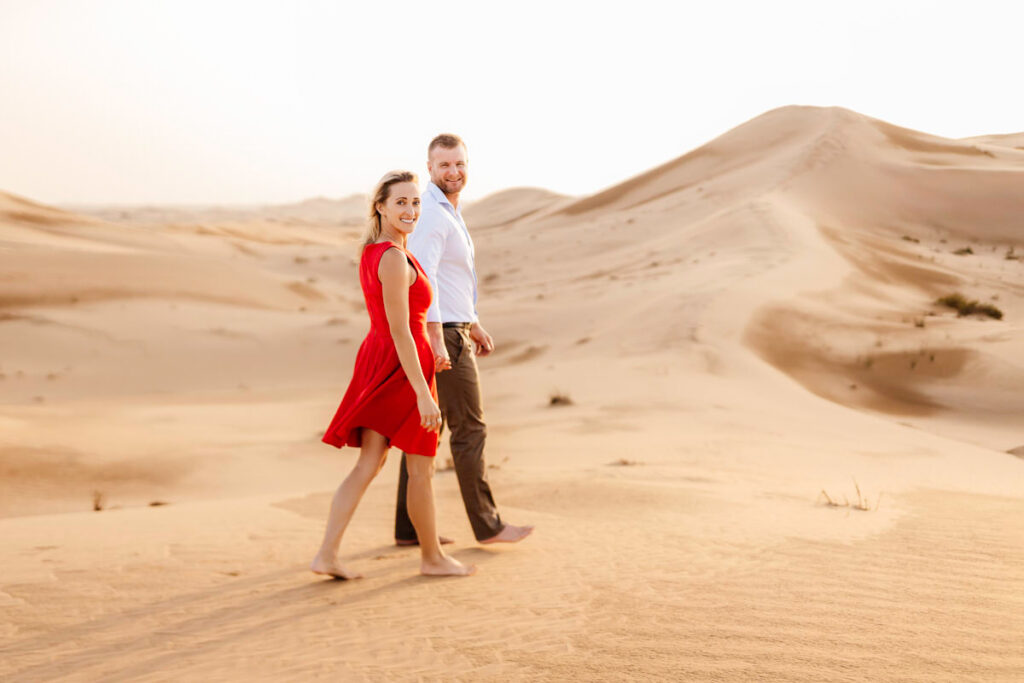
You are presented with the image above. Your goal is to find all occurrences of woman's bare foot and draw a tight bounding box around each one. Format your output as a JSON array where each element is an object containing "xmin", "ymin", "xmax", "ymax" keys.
[
  {"xmin": 420, "ymin": 554, "xmax": 477, "ymax": 577},
  {"xmin": 310, "ymin": 554, "xmax": 362, "ymax": 580},
  {"xmin": 479, "ymin": 523, "xmax": 534, "ymax": 544}
]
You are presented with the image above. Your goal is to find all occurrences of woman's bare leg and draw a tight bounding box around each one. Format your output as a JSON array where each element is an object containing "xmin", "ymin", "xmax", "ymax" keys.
[
  {"xmin": 405, "ymin": 453, "xmax": 476, "ymax": 577},
  {"xmin": 311, "ymin": 429, "xmax": 389, "ymax": 579}
]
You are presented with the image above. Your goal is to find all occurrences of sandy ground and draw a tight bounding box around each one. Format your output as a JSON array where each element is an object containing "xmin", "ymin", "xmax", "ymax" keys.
[{"xmin": 2, "ymin": 106, "xmax": 1022, "ymax": 681}]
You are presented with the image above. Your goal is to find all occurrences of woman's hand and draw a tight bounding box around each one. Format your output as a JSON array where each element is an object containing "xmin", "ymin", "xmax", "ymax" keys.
[
  {"xmin": 418, "ymin": 393, "xmax": 442, "ymax": 433},
  {"xmin": 427, "ymin": 322, "xmax": 452, "ymax": 372}
]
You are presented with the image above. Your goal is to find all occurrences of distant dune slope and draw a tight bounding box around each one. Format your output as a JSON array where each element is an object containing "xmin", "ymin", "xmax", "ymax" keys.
[
  {"xmin": 962, "ymin": 131, "xmax": 1024, "ymax": 150},
  {"xmin": 467, "ymin": 106, "xmax": 1024, "ymax": 446},
  {"xmin": 73, "ymin": 194, "xmax": 369, "ymax": 227},
  {"xmin": 463, "ymin": 187, "xmax": 570, "ymax": 229},
  {"xmin": 1, "ymin": 190, "xmax": 344, "ymax": 310}
]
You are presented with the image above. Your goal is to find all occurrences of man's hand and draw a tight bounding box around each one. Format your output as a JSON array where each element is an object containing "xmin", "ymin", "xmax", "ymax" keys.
[
  {"xmin": 469, "ymin": 322, "xmax": 494, "ymax": 357},
  {"xmin": 427, "ymin": 322, "xmax": 452, "ymax": 372}
]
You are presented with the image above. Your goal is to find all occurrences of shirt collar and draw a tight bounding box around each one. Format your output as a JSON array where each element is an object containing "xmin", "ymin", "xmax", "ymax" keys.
[{"xmin": 426, "ymin": 182, "xmax": 460, "ymax": 213}]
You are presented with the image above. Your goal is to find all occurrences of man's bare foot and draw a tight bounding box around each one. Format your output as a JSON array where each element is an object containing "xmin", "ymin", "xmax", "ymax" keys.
[
  {"xmin": 395, "ymin": 535, "xmax": 455, "ymax": 547},
  {"xmin": 479, "ymin": 524, "xmax": 534, "ymax": 545},
  {"xmin": 310, "ymin": 555, "xmax": 362, "ymax": 580},
  {"xmin": 421, "ymin": 554, "xmax": 477, "ymax": 577}
]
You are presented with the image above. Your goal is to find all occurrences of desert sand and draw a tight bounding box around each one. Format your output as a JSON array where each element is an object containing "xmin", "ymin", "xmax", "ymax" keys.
[{"xmin": 1, "ymin": 106, "xmax": 1022, "ymax": 681}]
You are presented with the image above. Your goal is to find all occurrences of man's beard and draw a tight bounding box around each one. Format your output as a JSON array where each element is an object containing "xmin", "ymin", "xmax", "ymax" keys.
[{"xmin": 435, "ymin": 176, "xmax": 465, "ymax": 193}]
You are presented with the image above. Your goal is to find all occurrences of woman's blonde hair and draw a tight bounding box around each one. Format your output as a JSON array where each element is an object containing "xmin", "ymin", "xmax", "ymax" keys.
[{"xmin": 364, "ymin": 170, "xmax": 418, "ymax": 246}]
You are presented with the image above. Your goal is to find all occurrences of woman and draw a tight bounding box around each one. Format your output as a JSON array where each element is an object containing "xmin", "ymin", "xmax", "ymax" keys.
[{"xmin": 312, "ymin": 171, "xmax": 475, "ymax": 579}]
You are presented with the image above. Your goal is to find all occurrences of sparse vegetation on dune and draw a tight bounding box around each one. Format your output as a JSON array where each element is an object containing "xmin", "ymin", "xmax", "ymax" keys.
[
  {"xmin": 548, "ymin": 391, "xmax": 573, "ymax": 407},
  {"xmin": 818, "ymin": 480, "xmax": 879, "ymax": 511},
  {"xmin": 935, "ymin": 293, "xmax": 1003, "ymax": 320}
]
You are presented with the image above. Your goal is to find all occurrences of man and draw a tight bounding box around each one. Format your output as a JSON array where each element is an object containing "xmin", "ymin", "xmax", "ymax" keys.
[{"xmin": 394, "ymin": 133, "xmax": 533, "ymax": 546}]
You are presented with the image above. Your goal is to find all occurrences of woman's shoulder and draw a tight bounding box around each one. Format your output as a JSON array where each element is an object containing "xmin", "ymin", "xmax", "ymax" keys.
[
  {"xmin": 377, "ymin": 243, "xmax": 407, "ymax": 262},
  {"xmin": 359, "ymin": 241, "xmax": 393, "ymax": 274},
  {"xmin": 374, "ymin": 242, "xmax": 413, "ymax": 269},
  {"xmin": 362, "ymin": 240, "xmax": 399, "ymax": 260}
]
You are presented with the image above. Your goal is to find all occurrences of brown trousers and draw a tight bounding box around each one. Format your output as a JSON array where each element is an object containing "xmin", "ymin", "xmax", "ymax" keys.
[{"xmin": 395, "ymin": 326, "xmax": 503, "ymax": 542}]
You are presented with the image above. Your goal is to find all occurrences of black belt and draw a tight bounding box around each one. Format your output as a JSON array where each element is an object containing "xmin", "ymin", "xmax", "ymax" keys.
[{"xmin": 442, "ymin": 322, "xmax": 473, "ymax": 330}]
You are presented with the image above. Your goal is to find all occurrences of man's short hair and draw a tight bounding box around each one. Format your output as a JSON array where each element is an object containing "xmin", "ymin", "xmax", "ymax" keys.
[{"xmin": 428, "ymin": 133, "xmax": 466, "ymax": 157}]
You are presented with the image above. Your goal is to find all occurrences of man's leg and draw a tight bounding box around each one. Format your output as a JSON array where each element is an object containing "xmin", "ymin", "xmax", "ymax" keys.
[
  {"xmin": 438, "ymin": 327, "xmax": 504, "ymax": 541},
  {"xmin": 393, "ymin": 453, "xmax": 418, "ymax": 543}
]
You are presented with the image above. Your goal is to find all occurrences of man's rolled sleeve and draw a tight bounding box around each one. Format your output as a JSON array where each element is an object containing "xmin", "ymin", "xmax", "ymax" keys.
[{"xmin": 407, "ymin": 214, "xmax": 447, "ymax": 324}]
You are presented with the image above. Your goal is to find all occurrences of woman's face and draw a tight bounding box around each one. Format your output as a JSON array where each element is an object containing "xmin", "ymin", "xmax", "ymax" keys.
[{"xmin": 377, "ymin": 181, "xmax": 420, "ymax": 236}]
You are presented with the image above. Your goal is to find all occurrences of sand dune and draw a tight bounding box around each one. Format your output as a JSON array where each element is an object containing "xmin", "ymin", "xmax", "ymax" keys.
[
  {"xmin": 2, "ymin": 190, "xmax": 92, "ymax": 227},
  {"xmin": 1, "ymin": 190, "xmax": 357, "ymax": 309},
  {"xmin": 75, "ymin": 193, "xmax": 369, "ymax": 227},
  {"xmin": 963, "ymin": 131, "xmax": 1024, "ymax": 150},
  {"xmin": 467, "ymin": 106, "xmax": 1023, "ymax": 447},
  {"xmin": 2, "ymin": 106, "xmax": 1022, "ymax": 680},
  {"xmin": 462, "ymin": 187, "xmax": 570, "ymax": 229}
]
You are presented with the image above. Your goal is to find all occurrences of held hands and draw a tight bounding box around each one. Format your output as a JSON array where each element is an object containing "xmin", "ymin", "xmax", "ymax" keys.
[
  {"xmin": 427, "ymin": 324, "xmax": 451, "ymax": 373},
  {"xmin": 418, "ymin": 393, "xmax": 442, "ymax": 433},
  {"xmin": 470, "ymin": 322, "xmax": 494, "ymax": 357},
  {"xmin": 434, "ymin": 353, "xmax": 451, "ymax": 373}
]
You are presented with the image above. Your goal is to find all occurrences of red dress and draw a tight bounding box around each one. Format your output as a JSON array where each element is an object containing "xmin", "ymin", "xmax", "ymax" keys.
[{"xmin": 322, "ymin": 242, "xmax": 439, "ymax": 457}]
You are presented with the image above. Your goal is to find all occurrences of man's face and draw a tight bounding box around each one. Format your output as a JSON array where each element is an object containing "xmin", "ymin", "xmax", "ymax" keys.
[{"xmin": 428, "ymin": 144, "xmax": 468, "ymax": 195}]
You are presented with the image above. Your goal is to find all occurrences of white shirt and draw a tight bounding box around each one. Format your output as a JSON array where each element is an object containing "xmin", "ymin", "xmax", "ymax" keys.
[{"xmin": 407, "ymin": 182, "xmax": 479, "ymax": 324}]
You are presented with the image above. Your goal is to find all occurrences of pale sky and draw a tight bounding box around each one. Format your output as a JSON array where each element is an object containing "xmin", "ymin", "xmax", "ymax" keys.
[{"xmin": 1, "ymin": 0, "xmax": 1021, "ymax": 205}]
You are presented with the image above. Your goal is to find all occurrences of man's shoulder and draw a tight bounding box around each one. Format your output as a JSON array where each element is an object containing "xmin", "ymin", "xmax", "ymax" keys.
[
  {"xmin": 415, "ymin": 201, "xmax": 450, "ymax": 233},
  {"xmin": 420, "ymin": 184, "xmax": 445, "ymax": 210}
]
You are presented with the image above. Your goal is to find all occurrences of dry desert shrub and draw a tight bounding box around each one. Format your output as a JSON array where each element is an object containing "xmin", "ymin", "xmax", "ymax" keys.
[
  {"xmin": 818, "ymin": 480, "xmax": 881, "ymax": 511},
  {"xmin": 953, "ymin": 247, "xmax": 974, "ymax": 255},
  {"xmin": 936, "ymin": 293, "xmax": 1003, "ymax": 320},
  {"xmin": 548, "ymin": 391, "xmax": 573, "ymax": 407}
]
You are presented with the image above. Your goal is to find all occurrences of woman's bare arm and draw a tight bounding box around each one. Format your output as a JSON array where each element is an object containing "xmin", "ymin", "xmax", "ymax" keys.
[{"xmin": 378, "ymin": 247, "xmax": 439, "ymax": 430}]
